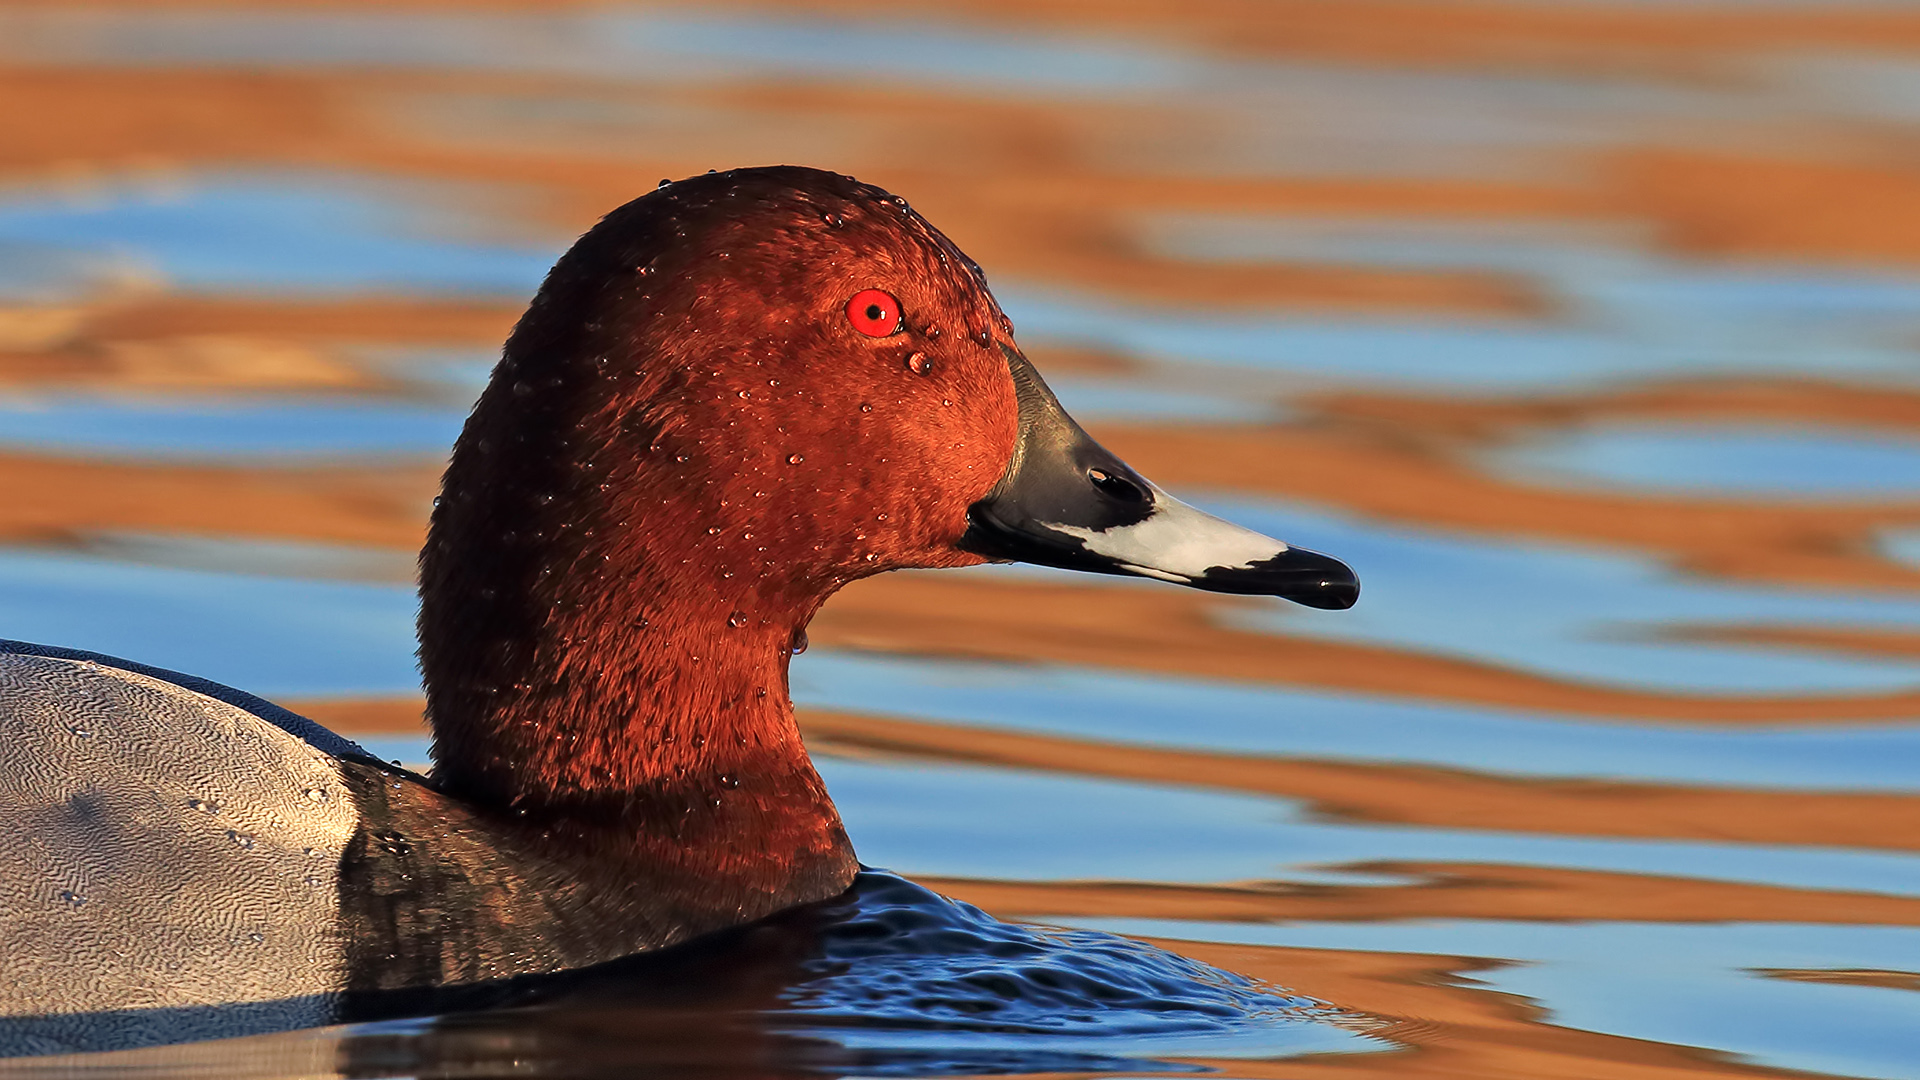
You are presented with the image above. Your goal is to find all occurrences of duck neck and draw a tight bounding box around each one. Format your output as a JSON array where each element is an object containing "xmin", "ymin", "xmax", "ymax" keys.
[{"xmin": 422, "ymin": 565, "xmax": 856, "ymax": 912}]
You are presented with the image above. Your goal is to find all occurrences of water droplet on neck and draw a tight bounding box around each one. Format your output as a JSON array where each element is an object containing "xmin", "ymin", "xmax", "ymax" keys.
[
  {"xmin": 790, "ymin": 628, "xmax": 809, "ymax": 655},
  {"xmin": 727, "ymin": 611, "xmax": 748, "ymax": 628}
]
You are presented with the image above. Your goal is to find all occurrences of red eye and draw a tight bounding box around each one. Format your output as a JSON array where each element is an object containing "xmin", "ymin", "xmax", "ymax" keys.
[{"xmin": 846, "ymin": 289, "xmax": 902, "ymax": 337}]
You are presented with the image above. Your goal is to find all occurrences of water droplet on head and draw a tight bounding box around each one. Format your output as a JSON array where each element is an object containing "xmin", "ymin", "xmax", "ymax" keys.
[
  {"xmin": 65, "ymin": 724, "xmax": 90, "ymax": 738},
  {"xmin": 727, "ymin": 611, "xmax": 748, "ymax": 629},
  {"xmin": 304, "ymin": 788, "xmax": 327, "ymax": 803},
  {"xmin": 860, "ymin": 402, "xmax": 873, "ymax": 413},
  {"xmin": 59, "ymin": 890, "xmax": 86, "ymax": 908},
  {"xmin": 905, "ymin": 353, "xmax": 932, "ymax": 376},
  {"xmin": 226, "ymin": 830, "xmax": 255, "ymax": 850},
  {"xmin": 247, "ymin": 931, "xmax": 264, "ymax": 944},
  {"xmin": 788, "ymin": 453, "xmax": 804, "ymax": 465},
  {"xmin": 188, "ymin": 798, "xmax": 219, "ymax": 815},
  {"xmin": 738, "ymin": 389, "xmax": 752, "ymax": 400}
]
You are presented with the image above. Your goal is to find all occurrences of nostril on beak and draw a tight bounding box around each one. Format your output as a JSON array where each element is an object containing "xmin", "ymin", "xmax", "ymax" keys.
[{"xmin": 1087, "ymin": 467, "xmax": 1148, "ymax": 504}]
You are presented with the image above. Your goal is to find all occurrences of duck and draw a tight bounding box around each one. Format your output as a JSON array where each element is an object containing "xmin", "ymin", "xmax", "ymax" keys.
[{"xmin": 0, "ymin": 165, "xmax": 1356, "ymax": 1054}]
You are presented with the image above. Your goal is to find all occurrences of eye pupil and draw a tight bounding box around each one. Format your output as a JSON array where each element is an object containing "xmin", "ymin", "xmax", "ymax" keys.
[{"xmin": 865, "ymin": 305, "xmax": 883, "ymax": 320}]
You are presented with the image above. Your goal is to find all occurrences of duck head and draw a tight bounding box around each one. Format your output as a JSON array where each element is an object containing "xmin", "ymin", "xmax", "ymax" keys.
[{"xmin": 419, "ymin": 166, "xmax": 1354, "ymax": 915}]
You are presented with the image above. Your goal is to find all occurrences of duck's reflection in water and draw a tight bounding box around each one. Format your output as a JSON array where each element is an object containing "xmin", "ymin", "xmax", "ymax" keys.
[{"xmin": 3, "ymin": 871, "xmax": 1382, "ymax": 1078}]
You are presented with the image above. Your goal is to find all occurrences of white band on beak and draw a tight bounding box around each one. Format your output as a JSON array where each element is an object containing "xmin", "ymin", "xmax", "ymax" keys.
[{"xmin": 1045, "ymin": 488, "xmax": 1290, "ymax": 584}]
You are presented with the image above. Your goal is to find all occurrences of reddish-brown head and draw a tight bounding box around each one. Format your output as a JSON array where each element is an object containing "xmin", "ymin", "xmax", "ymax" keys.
[{"xmin": 418, "ymin": 167, "xmax": 1023, "ymax": 904}]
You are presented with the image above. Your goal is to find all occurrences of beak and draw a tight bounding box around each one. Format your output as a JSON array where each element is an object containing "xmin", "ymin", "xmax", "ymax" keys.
[{"xmin": 959, "ymin": 346, "xmax": 1358, "ymax": 611}]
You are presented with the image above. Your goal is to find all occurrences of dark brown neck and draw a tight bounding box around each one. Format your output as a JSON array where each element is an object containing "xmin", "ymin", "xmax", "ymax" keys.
[{"xmin": 423, "ymin": 591, "xmax": 856, "ymax": 900}]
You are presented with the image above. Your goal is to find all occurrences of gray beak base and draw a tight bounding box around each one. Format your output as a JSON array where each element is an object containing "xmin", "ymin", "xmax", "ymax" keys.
[{"xmin": 958, "ymin": 346, "xmax": 1358, "ymax": 612}]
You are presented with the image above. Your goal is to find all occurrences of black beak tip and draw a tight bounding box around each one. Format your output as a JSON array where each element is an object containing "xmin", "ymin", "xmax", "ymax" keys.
[
  {"xmin": 1284, "ymin": 550, "xmax": 1359, "ymax": 610},
  {"xmin": 1193, "ymin": 547, "xmax": 1359, "ymax": 609},
  {"xmin": 1290, "ymin": 572, "xmax": 1360, "ymax": 611}
]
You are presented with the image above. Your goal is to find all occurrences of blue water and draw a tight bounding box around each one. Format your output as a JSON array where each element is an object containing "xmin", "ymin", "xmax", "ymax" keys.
[
  {"xmin": 1486, "ymin": 424, "xmax": 1920, "ymax": 498},
  {"xmin": 1073, "ymin": 918, "xmax": 1920, "ymax": 1080},
  {"xmin": 0, "ymin": 172, "xmax": 551, "ymax": 296}
]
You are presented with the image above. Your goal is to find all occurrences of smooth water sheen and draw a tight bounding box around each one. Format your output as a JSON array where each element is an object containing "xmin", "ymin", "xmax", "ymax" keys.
[{"xmin": 2, "ymin": 2, "xmax": 1919, "ymax": 1078}]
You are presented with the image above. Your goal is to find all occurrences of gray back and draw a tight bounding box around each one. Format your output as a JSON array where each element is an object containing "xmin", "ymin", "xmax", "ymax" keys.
[{"xmin": 0, "ymin": 644, "xmax": 362, "ymax": 1042}]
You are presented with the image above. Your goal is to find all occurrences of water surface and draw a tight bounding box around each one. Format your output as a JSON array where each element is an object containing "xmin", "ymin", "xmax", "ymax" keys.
[{"xmin": 2, "ymin": 2, "xmax": 1918, "ymax": 1078}]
